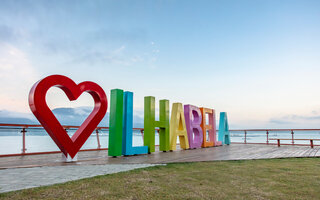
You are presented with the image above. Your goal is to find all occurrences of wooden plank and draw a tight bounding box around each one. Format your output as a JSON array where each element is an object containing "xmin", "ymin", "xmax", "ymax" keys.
[{"xmin": 1, "ymin": 144, "xmax": 319, "ymax": 169}]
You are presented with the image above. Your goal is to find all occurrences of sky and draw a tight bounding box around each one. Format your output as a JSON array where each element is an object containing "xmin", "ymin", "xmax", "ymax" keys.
[{"xmin": 0, "ymin": 0, "xmax": 320, "ymax": 128}]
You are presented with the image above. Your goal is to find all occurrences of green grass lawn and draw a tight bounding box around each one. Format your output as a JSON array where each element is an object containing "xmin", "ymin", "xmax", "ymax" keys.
[{"xmin": 1, "ymin": 158, "xmax": 320, "ymax": 200}]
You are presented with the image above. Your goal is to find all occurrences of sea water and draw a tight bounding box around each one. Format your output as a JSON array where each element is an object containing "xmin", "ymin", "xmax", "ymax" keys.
[
  {"xmin": 0, "ymin": 129, "xmax": 320, "ymax": 154},
  {"xmin": 0, "ymin": 129, "xmax": 158, "ymax": 154}
]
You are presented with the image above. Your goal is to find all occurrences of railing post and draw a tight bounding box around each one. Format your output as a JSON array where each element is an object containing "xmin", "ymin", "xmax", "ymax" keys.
[
  {"xmin": 277, "ymin": 139, "xmax": 280, "ymax": 147},
  {"xmin": 266, "ymin": 130, "xmax": 269, "ymax": 144},
  {"xmin": 96, "ymin": 129, "xmax": 101, "ymax": 149},
  {"xmin": 21, "ymin": 128, "xmax": 27, "ymax": 154},
  {"xmin": 244, "ymin": 130, "xmax": 247, "ymax": 144},
  {"xmin": 291, "ymin": 130, "xmax": 294, "ymax": 144},
  {"xmin": 140, "ymin": 129, "xmax": 144, "ymax": 141},
  {"xmin": 310, "ymin": 140, "xmax": 314, "ymax": 148}
]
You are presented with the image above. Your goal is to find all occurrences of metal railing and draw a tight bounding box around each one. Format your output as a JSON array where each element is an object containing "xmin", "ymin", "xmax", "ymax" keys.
[
  {"xmin": 0, "ymin": 123, "xmax": 153, "ymax": 157},
  {"xmin": 230, "ymin": 129, "xmax": 320, "ymax": 147},
  {"xmin": 0, "ymin": 123, "xmax": 320, "ymax": 157}
]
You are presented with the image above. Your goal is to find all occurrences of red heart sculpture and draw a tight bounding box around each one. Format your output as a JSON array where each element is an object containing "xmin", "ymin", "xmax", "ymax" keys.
[{"xmin": 29, "ymin": 75, "xmax": 108, "ymax": 158}]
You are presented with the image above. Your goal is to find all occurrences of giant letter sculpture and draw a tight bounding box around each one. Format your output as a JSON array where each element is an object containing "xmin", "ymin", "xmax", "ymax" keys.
[
  {"xmin": 29, "ymin": 75, "xmax": 108, "ymax": 158},
  {"xmin": 184, "ymin": 105, "xmax": 203, "ymax": 149},
  {"xmin": 144, "ymin": 97, "xmax": 170, "ymax": 153},
  {"xmin": 170, "ymin": 103, "xmax": 189, "ymax": 150},
  {"xmin": 123, "ymin": 91, "xmax": 148, "ymax": 155},
  {"xmin": 218, "ymin": 112, "xmax": 230, "ymax": 145},
  {"xmin": 108, "ymin": 89, "xmax": 123, "ymax": 157},
  {"xmin": 200, "ymin": 108, "xmax": 222, "ymax": 147}
]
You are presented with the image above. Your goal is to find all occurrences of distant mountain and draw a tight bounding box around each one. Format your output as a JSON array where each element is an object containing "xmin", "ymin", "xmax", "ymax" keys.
[
  {"xmin": 52, "ymin": 107, "xmax": 109, "ymax": 126},
  {"xmin": 0, "ymin": 107, "xmax": 144, "ymax": 128},
  {"xmin": 0, "ymin": 110, "xmax": 37, "ymax": 124},
  {"xmin": 0, "ymin": 117, "xmax": 35, "ymax": 124}
]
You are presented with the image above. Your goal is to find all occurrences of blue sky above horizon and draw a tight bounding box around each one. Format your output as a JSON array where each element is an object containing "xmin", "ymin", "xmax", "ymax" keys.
[{"xmin": 0, "ymin": 0, "xmax": 320, "ymax": 128}]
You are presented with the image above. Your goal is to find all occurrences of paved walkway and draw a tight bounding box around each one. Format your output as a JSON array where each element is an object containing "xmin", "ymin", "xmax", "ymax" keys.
[
  {"xmin": 0, "ymin": 144, "xmax": 319, "ymax": 193},
  {"xmin": 0, "ymin": 164, "xmax": 160, "ymax": 193}
]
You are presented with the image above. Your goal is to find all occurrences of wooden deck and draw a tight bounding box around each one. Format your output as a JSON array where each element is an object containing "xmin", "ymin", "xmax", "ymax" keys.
[{"xmin": 1, "ymin": 144, "xmax": 320, "ymax": 169}]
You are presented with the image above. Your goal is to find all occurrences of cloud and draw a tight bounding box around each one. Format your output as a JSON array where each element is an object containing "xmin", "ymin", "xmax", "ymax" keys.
[
  {"xmin": 0, "ymin": 19, "xmax": 156, "ymax": 69},
  {"xmin": 269, "ymin": 112, "xmax": 320, "ymax": 128},
  {"xmin": 0, "ymin": 42, "xmax": 37, "ymax": 79},
  {"xmin": 30, "ymin": 27, "xmax": 156, "ymax": 68},
  {"xmin": 270, "ymin": 114, "xmax": 320, "ymax": 122},
  {"xmin": 68, "ymin": 45, "xmax": 145, "ymax": 67},
  {"xmin": 36, "ymin": 27, "xmax": 148, "ymax": 55},
  {"xmin": 269, "ymin": 119, "xmax": 294, "ymax": 125},
  {"xmin": 86, "ymin": 28, "xmax": 147, "ymax": 44},
  {"xmin": 0, "ymin": 24, "xmax": 30, "ymax": 45},
  {"xmin": 0, "ymin": 25, "xmax": 16, "ymax": 42},
  {"xmin": 0, "ymin": 42, "xmax": 39, "ymax": 112}
]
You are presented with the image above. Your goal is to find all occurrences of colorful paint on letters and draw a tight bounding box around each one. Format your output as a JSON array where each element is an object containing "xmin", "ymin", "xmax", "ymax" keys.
[
  {"xmin": 108, "ymin": 89, "xmax": 123, "ymax": 157},
  {"xmin": 29, "ymin": 75, "xmax": 231, "ymax": 158},
  {"xmin": 144, "ymin": 97, "xmax": 170, "ymax": 153},
  {"xmin": 184, "ymin": 105, "xmax": 203, "ymax": 149},
  {"xmin": 123, "ymin": 91, "xmax": 148, "ymax": 155},
  {"xmin": 218, "ymin": 112, "xmax": 230, "ymax": 145},
  {"xmin": 170, "ymin": 103, "xmax": 189, "ymax": 150},
  {"xmin": 200, "ymin": 108, "xmax": 222, "ymax": 147}
]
